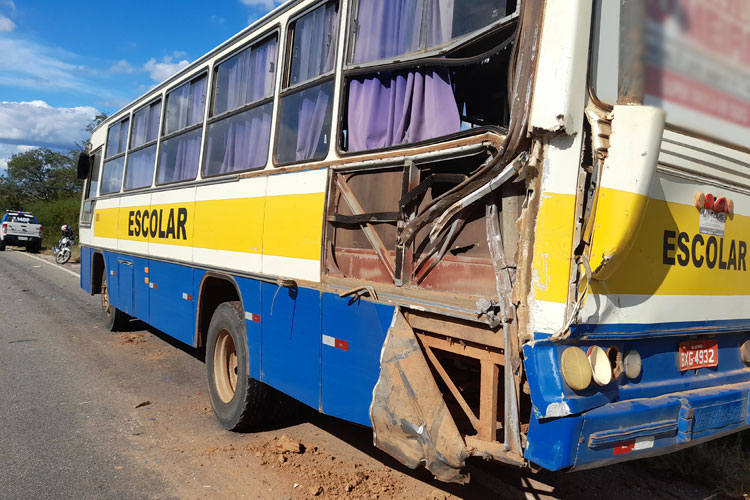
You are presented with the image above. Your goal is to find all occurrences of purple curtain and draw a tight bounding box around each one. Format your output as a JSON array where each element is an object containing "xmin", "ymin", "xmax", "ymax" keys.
[
  {"xmin": 347, "ymin": 0, "xmax": 459, "ymax": 152},
  {"xmin": 352, "ymin": 0, "xmax": 453, "ymax": 64},
  {"xmin": 166, "ymin": 76, "xmax": 206, "ymax": 134},
  {"xmin": 187, "ymin": 77, "xmax": 206, "ymax": 126},
  {"xmin": 218, "ymin": 38, "xmax": 276, "ymax": 114},
  {"xmin": 101, "ymin": 157, "xmax": 125, "ymax": 194},
  {"xmin": 148, "ymin": 102, "xmax": 161, "ymax": 140},
  {"xmin": 158, "ymin": 129, "xmax": 201, "ymax": 184},
  {"xmin": 289, "ymin": 1, "xmax": 338, "ymax": 85},
  {"xmin": 347, "ymin": 68, "xmax": 460, "ymax": 152},
  {"xmin": 131, "ymin": 107, "xmax": 149, "ymax": 148},
  {"xmin": 106, "ymin": 119, "xmax": 129, "ymax": 157},
  {"xmin": 295, "ymin": 86, "xmax": 331, "ymax": 161},
  {"xmin": 204, "ymin": 103, "xmax": 272, "ymax": 175},
  {"xmin": 125, "ymin": 145, "xmax": 156, "ymax": 190}
]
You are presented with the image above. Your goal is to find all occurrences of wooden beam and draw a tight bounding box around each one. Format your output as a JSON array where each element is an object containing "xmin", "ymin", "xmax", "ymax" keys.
[
  {"xmin": 422, "ymin": 344, "xmax": 479, "ymax": 431},
  {"xmin": 478, "ymin": 360, "xmax": 499, "ymax": 442}
]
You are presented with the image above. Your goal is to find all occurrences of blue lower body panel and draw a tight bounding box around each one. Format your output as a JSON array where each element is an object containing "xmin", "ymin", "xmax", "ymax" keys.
[{"xmin": 526, "ymin": 381, "xmax": 750, "ymax": 470}]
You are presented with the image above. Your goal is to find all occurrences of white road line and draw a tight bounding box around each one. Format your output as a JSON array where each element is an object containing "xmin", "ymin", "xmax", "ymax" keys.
[{"xmin": 16, "ymin": 251, "xmax": 81, "ymax": 278}]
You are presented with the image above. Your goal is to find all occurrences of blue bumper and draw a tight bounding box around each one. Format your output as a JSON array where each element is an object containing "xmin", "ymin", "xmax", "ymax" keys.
[{"xmin": 525, "ymin": 380, "xmax": 750, "ymax": 470}]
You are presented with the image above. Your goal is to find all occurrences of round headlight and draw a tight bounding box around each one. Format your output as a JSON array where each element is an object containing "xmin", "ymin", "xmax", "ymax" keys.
[
  {"xmin": 561, "ymin": 347, "xmax": 592, "ymax": 391},
  {"xmin": 623, "ymin": 350, "xmax": 642, "ymax": 379},
  {"xmin": 588, "ymin": 346, "xmax": 613, "ymax": 386},
  {"xmin": 741, "ymin": 340, "xmax": 750, "ymax": 364}
]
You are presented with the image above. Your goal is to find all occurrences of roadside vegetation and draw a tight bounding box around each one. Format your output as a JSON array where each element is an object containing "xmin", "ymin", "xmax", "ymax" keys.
[
  {"xmin": 0, "ymin": 114, "xmax": 106, "ymax": 258},
  {"xmin": 644, "ymin": 429, "xmax": 750, "ymax": 499}
]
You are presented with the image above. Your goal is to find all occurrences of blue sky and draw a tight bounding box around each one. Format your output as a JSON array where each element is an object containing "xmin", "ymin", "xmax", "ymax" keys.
[{"xmin": 0, "ymin": 0, "xmax": 282, "ymax": 169}]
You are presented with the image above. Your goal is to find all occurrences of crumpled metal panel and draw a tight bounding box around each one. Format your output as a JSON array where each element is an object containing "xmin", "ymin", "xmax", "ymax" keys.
[{"xmin": 370, "ymin": 309, "xmax": 469, "ymax": 483}]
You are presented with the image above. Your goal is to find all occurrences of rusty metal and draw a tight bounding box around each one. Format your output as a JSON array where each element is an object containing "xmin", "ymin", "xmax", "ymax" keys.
[
  {"xmin": 618, "ymin": 0, "xmax": 646, "ymax": 105},
  {"xmin": 417, "ymin": 332, "xmax": 505, "ymax": 365},
  {"xmin": 398, "ymin": 0, "xmax": 543, "ymax": 248},
  {"xmin": 464, "ymin": 435, "xmax": 526, "ymax": 467},
  {"xmin": 405, "ymin": 311, "xmax": 503, "ymax": 349},
  {"xmin": 370, "ymin": 309, "xmax": 469, "ymax": 483},
  {"xmin": 395, "ymin": 160, "xmax": 419, "ymax": 287},
  {"xmin": 334, "ymin": 173, "xmax": 397, "ymax": 282},
  {"xmin": 421, "ymin": 343, "xmax": 480, "ymax": 431},
  {"xmin": 486, "ymin": 202, "xmax": 522, "ymax": 454},
  {"xmin": 338, "ymin": 285, "xmax": 377, "ymax": 301},
  {"xmin": 428, "ymin": 153, "xmax": 526, "ymax": 244}
]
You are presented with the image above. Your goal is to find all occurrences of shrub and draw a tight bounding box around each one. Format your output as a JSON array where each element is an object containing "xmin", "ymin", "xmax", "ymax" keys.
[{"xmin": 24, "ymin": 196, "xmax": 81, "ymax": 249}]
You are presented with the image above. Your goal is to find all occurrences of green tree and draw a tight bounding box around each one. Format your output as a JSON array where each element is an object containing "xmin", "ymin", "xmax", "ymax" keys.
[{"xmin": 0, "ymin": 147, "xmax": 82, "ymax": 206}]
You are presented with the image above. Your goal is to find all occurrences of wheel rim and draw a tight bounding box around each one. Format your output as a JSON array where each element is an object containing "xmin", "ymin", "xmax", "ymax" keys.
[
  {"xmin": 101, "ymin": 274, "xmax": 111, "ymax": 316},
  {"xmin": 213, "ymin": 329, "xmax": 238, "ymax": 404}
]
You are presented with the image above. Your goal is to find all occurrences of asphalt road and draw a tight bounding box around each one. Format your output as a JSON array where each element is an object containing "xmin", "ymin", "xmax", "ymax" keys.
[{"xmin": 0, "ymin": 249, "xmax": 718, "ymax": 500}]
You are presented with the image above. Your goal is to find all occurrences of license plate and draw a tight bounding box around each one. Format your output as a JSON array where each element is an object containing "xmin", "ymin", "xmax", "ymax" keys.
[
  {"xmin": 18, "ymin": 236, "xmax": 27, "ymax": 241},
  {"xmin": 679, "ymin": 340, "xmax": 718, "ymax": 371}
]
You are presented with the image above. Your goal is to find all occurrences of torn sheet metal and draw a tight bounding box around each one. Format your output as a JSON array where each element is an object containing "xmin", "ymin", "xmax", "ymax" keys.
[{"xmin": 370, "ymin": 309, "xmax": 469, "ymax": 483}]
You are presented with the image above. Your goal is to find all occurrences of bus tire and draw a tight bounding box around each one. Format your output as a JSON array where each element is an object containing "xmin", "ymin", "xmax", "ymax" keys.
[
  {"xmin": 206, "ymin": 301, "xmax": 270, "ymax": 431},
  {"xmin": 0, "ymin": 240, "xmax": 5, "ymax": 251},
  {"xmin": 101, "ymin": 268, "xmax": 126, "ymax": 331}
]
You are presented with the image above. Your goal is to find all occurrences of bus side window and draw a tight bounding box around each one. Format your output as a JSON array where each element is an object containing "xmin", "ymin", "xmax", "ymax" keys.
[
  {"xmin": 101, "ymin": 118, "xmax": 129, "ymax": 195},
  {"xmin": 85, "ymin": 150, "xmax": 101, "ymax": 199},
  {"xmin": 275, "ymin": 0, "xmax": 339, "ymax": 165},
  {"xmin": 204, "ymin": 34, "xmax": 278, "ymax": 177},
  {"xmin": 156, "ymin": 74, "xmax": 207, "ymax": 185},
  {"xmin": 124, "ymin": 99, "xmax": 161, "ymax": 190}
]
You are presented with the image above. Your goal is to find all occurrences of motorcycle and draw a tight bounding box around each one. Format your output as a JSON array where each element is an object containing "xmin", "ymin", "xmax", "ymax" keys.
[{"xmin": 53, "ymin": 234, "xmax": 75, "ymax": 264}]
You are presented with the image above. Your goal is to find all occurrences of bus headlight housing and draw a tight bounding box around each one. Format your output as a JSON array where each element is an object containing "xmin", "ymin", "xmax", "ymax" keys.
[
  {"xmin": 561, "ymin": 347, "xmax": 592, "ymax": 391},
  {"xmin": 588, "ymin": 346, "xmax": 613, "ymax": 386},
  {"xmin": 741, "ymin": 340, "xmax": 750, "ymax": 364},
  {"xmin": 623, "ymin": 350, "xmax": 642, "ymax": 379}
]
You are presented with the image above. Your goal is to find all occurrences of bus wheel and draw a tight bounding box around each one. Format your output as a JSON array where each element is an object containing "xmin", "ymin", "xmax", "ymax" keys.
[
  {"xmin": 206, "ymin": 301, "xmax": 270, "ymax": 431},
  {"xmin": 101, "ymin": 268, "xmax": 126, "ymax": 331}
]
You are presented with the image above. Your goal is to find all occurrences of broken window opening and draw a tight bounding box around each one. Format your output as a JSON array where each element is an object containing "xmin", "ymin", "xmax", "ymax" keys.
[
  {"xmin": 340, "ymin": 20, "xmax": 517, "ymax": 154},
  {"xmin": 324, "ymin": 147, "xmax": 525, "ymax": 300}
]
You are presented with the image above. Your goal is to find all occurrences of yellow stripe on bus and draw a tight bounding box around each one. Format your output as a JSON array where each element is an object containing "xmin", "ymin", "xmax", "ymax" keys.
[
  {"xmin": 532, "ymin": 192, "xmax": 577, "ymax": 304},
  {"xmin": 93, "ymin": 192, "xmax": 324, "ymax": 261},
  {"xmin": 592, "ymin": 189, "xmax": 750, "ymax": 296},
  {"xmin": 264, "ymin": 192, "xmax": 325, "ymax": 261}
]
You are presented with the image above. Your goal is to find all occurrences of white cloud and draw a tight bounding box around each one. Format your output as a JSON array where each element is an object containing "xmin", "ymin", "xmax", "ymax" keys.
[
  {"xmin": 0, "ymin": 144, "xmax": 39, "ymax": 172},
  {"xmin": 143, "ymin": 55, "xmax": 190, "ymax": 83},
  {"xmin": 0, "ymin": 38, "xmax": 92, "ymax": 93},
  {"xmin": 0, "ymin": 100, "xmax": 98, "ymax": 150},
  {"xmin": 109, "ymin": 59, "xmax": 135, "ymax": 74},
  {"xmin": 0, "ymin": 15, "xmax": 15, "ymax": 32}
]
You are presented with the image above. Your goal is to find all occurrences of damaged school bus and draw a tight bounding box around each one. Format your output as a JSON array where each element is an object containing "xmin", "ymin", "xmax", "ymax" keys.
[{"xmin": 77, "ymin": 0, "xmax": 750, "ymax": 482}]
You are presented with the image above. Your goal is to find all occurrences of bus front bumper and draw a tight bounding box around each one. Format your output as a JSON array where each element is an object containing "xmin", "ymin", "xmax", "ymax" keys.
[{"xmin": 524, "ymin": 380, "xmax": 750, "ymax": 471}]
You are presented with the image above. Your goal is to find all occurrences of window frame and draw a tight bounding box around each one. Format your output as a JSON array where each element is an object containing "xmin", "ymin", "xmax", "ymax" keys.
[
  {"xmin": 104, "ymin": 115, "xmax": 131, "ymax": 161},
  {"xmin": 101, "ymin": 116, "xmax": 131, "ymax": 195},
  {"xmin": 155, "ymin": 69, "xmax": 210, "ymax": 187},
  {"xmin": 335, "ymin": 0, "xmax": 519, "ymax": 157},
  {"xmin": 84, "ymin": 147, "xmax": 102, "ymax": 200},
  {"xmin": 122, "ymin": 96, "xmax": 162, "ymax": 192},
  {"xmin": 202, "ymin": 28, "xmax": 280, "ymax": 179},
  {"xmin": 272, "ymin": 0, "xmax": 341, "ymax": 168},
  {"xmin": 343, "ymin": 0, "xmax": 520, "ymax": 71}
]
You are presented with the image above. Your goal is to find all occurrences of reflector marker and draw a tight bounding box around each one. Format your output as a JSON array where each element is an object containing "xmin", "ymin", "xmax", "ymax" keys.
[
  {"xmin": 322, "ymin": 334, "xmax": 349, "ymax": 351},
  {"xmin": 244, "ymin": 312, "xmax": 261, "ymax": 323},
  {"xmin": 181, "ymin": 292, "xmax": 193, "ymax": 301},
  {"xmin": 612, "ymin": 436, "xmax": 654, "ymax": 455},
  {"xmin": 148, "ymin": 282, "xmax": 158, "ymax": 290}
]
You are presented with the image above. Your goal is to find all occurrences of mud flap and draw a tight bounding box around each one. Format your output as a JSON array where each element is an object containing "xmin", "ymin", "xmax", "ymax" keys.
[{"xmin": 369, "ymin": 309, "xmax": 469, "ymax": 483}]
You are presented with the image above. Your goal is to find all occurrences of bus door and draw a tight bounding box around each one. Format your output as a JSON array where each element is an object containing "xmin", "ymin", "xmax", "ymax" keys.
[{"xmin": 116, "ymin": 257, "xmax": 134, "ymax": 315}]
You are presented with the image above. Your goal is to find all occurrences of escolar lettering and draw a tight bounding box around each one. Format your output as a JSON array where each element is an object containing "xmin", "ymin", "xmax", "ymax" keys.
[
  {"xmin": 663, "ymin": 230, "xmax": 746, "ymax": 271},
  {"xmin": 128, "ymin": 208, "xmax": 188, "ymax": 240}
]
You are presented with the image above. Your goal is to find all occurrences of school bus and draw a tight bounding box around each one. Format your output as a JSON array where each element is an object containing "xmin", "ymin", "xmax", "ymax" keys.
[{"xmin": 76, "ymin": 0, "xmax": 750, "ymax": 482}]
